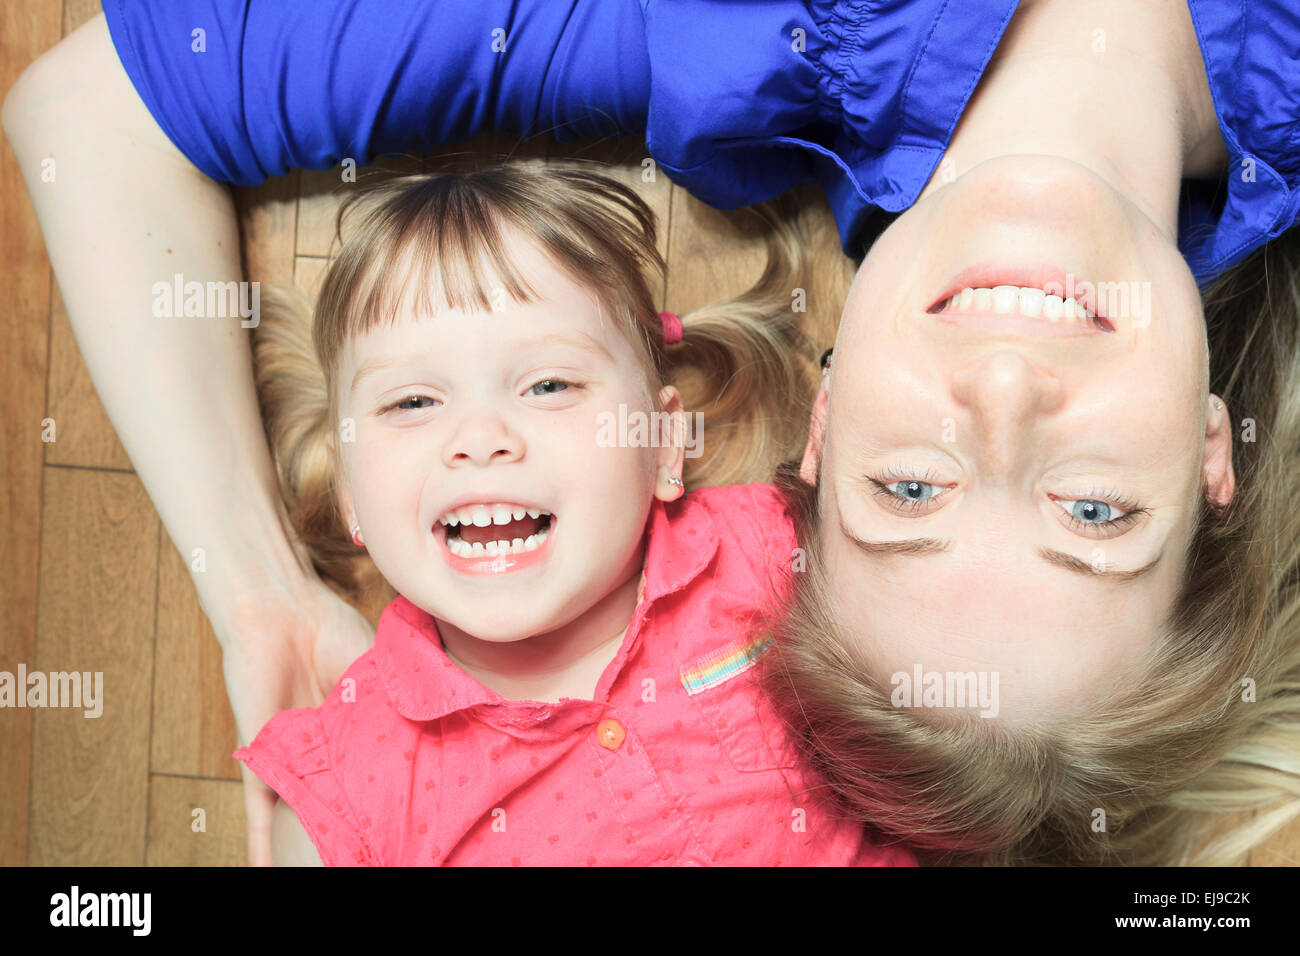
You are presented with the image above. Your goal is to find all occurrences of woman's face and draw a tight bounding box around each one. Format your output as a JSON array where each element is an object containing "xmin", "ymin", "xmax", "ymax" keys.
[
  {"xmin": 804, "ymin": 155, "xmax": 1236, "ymax": 724},
  {"xmin": 332, "ymin": 229, "xmax": 678, "ymax": 642}
]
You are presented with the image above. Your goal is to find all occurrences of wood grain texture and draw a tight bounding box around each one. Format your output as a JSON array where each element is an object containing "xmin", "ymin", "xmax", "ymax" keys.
[
  {"xmin": 61, "ymin": 0, "xmax": 100, "ymax": 35},
  {"xmin": 0, "ymin": 0, "xmax": 61, "ymax": 870},
  {"xmin": 145, "ymin": 775, "xmax": 246, "ymax": 866},
  {"xmin": 151, "ymin": 526, "xmax": 240, "ymax": 781},
  {"xmin": 235, "ymin": 170, "xmax": 299, "ymax": 286},
  {"xmin": 28, "ymin": 468, "xmax": 157, "ymax": 865}
]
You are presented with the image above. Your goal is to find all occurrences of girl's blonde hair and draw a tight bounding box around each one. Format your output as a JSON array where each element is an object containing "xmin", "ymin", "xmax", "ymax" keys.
[
  {"xmin": 251, "ymin": 160, "xmax": 820, "ymax": 614},
  {"xmin": 762, "ymin": 228, "xmax": 1300, "ymax": 865}
]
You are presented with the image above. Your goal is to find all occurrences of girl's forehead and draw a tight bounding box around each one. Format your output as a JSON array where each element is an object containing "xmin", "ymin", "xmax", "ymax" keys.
[{"xmin": 338, "ymin": 288, "xmax": 633, "ymax": 381}]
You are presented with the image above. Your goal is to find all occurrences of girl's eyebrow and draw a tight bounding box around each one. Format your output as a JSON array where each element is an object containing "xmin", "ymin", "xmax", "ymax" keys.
[
  {"xmin": 350, "ymin": 332, "xmax": 614, "ymax": 395},
  {"xmin": 350, "ymin": 357, "xmax": 409, "ymax": 395},
  {"xmin": 515, "ymin": 331, "xmax": 613, "ymax": 361}
]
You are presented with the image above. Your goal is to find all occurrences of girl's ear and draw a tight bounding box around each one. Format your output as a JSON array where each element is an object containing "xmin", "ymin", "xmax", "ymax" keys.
[
  {"xmin": 1203, "ymin": 393, "xmax": 1235, "ymax": 508},
  {"xmin": 799, "ymin": 373, "xmax": 830, "ymax": 486},
  {"xmin": 653, "ymin": 385, "xmax": 687, "ymax": 501}
]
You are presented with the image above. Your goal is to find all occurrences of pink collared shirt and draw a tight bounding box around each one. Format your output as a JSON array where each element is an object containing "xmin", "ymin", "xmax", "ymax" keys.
[{"xmin": 234, "ymin": 483, "xmax": 916, "ymax": 866}]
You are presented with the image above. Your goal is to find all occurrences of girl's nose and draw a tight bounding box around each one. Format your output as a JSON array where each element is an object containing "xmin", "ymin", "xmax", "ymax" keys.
[
  {"xmin": 442, "ymin": 410, "xmax": 524, "ymax": 468},
  {"xmin": 948, "ymin": 350, "xmax": 1064, "ymax": 477}
]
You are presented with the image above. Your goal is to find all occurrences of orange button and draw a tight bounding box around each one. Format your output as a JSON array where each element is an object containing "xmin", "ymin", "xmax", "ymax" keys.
[{"xmin": 596, "ymin": 719, "xmax": 626, "ymax": 751}]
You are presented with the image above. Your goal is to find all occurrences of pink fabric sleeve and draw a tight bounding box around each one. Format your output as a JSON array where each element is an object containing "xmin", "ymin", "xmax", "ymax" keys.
[{"xmin": 233, "ymin": 708, "xmax": 381, "ymax": 866}]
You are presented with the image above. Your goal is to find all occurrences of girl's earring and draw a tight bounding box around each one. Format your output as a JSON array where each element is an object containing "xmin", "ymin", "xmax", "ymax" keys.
[
  {"xmin": 351, "ymin": 525, "xmax": 365, "ymax": 548},
  {"xmin": 666, "ymin": 475, "xmax": 685, "ymax": 499}
]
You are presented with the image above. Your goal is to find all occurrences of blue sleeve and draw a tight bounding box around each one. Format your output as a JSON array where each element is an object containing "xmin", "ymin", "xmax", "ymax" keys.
[{"xmin": 102, "ymin": 0, "xmax": 651, "ymax": 186}]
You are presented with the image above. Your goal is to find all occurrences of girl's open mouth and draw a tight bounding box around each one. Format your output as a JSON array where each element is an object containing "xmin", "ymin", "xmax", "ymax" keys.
[{"xmin": 436, "ymin": 503, "xmax": 555, "ymax": 574}]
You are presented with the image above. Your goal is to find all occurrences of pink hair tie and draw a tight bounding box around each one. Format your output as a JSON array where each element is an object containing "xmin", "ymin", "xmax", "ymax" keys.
[{"xmin": 658, "ymin": 310, "xmax": 683, "ymax": 345}]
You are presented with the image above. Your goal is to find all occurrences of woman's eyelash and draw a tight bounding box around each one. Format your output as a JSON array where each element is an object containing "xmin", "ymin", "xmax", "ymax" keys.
[
  {"xmin": 864, "ymin": 472, "xmax": 1148, "ymax": 530},
  {"xmin": 1060, "ymin": 508, "xmax": 1148, "ymax": 533},
  {"xmin": 865, "ymin": 469, "xmax": 946, "ymax": 513},
  {"xmin": 1057, "ymin": 489, "xmax": 1148, "ymax": 532}
]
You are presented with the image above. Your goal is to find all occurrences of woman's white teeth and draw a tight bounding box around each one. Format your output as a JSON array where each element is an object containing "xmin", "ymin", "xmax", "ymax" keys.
[
  {"xmin": 445, "ymin": 526, "xmax": 550, "ymax": 558},
  {"xmin": 438, "ymin": 504, "xmax": 552, "ymax": 526},
  {"xmin": 943, "ymin": 286, "xmax": 1094, "ymax": 322}
]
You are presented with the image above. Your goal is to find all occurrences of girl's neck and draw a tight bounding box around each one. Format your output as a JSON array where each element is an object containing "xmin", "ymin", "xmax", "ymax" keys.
[
  {"xmin": 919, "ymin": 0, "xmax": 1226, "ymax": 238},
  {"xmin": 435, "ymin": 551, "xmax": 646, "ymax": 703}
]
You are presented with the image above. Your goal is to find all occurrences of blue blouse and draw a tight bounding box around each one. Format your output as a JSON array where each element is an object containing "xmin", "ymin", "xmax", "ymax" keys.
[{"xmin": 102, "ymin": 0, "xmax": 1300, "ymax": 285}]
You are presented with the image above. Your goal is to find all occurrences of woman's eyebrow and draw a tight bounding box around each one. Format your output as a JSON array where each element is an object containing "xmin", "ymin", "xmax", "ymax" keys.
[
  {"xmin": 839, "ymin": 516, "xmax": 1163, "ymax": 580},
  {"xmin": 1038, "ymin": 548, "xmax": 1164, "ymax": 582},
  {"xmin": 838, "ymin": 516, "xmax": 951, "ymax": 555}
]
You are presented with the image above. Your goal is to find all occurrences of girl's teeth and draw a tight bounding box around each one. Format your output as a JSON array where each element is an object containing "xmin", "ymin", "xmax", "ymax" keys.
[
  {"xmin": 438, "ymin": 503, "xmax": 554, "ymax": 526},
  {"xmin": 445, "ymin": 526, "xmax": 550, "ymax": 558},
  {"xmin": 943, "ymin": 286, "xmax": 1094, "ymax": 322}
]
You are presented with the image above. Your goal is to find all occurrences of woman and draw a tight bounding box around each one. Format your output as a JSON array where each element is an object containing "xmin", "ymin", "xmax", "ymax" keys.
[{"xmin": 4, "ymin": 0, "xmax": 1296, "ymax": 863}]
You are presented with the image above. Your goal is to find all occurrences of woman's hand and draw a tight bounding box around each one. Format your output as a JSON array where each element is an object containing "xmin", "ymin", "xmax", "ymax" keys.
[{"xmin": 220, "ymin": 576, "xmax": 374, "ymax": 866}]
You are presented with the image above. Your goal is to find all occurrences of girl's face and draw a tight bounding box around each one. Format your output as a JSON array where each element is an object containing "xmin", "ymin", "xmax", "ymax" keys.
[
  {"xmin": 333, "ymin": 228, "xmax": 681, "ymax": 642},
  {"xmin": 803, "ymin": 155, "xmax": 1237, "ymax": 724}
]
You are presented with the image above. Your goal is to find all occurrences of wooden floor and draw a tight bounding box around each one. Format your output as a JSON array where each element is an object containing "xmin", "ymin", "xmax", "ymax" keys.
[{"xmin": 2, "ymin": 0, "xmax": 1296, "ymax": 867}]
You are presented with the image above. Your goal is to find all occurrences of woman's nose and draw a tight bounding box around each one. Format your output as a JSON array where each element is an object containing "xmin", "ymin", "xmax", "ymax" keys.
[
  {"xmin": 948, "ymin": 350, "xmax": 1064, "ymax": 475},
  {"xmin": 442, "ymin": 409, "xmax": 524, "ymax": 468}
]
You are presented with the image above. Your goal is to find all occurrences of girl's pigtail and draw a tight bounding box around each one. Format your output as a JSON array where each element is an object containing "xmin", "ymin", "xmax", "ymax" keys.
[
  {"xmin": 667, "ymin": 196, "xmax": 828, "ymax": 488},
  {"xmin": 251, "ymin": 284, "xmax": 384, "ymax": 607}
]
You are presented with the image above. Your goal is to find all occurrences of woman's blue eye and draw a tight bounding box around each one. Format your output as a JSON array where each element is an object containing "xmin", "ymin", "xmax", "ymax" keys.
[
  {"xmin": 887, "ymin": 480, "xmax": 941, "ymax": 502},
  {"xmin": 1064, "ymin": 499, "xmax": 1118, "ymax": 523}
]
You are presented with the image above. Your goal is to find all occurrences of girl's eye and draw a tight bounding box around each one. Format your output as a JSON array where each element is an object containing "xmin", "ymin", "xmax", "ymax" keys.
[
  {"xmin": 385, "ymin": 394, "xmax": 438, "ymax": 413},
  {"xmin": 526, "ymin": 379, "xmax": 578, "ymax": 397}
]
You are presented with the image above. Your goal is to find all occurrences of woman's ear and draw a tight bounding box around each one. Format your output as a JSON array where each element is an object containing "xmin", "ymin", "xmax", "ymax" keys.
[
  {"xmin": 1203, "ymin": 393, "xmax": 1235, "ymax": 508},
  {"xmin": 653, "ymin": 385, "xmax": 687, "ymax": 501},
  {"xmin": 799, "ymin": 373, "xmax": 830, "ymax": 486}
]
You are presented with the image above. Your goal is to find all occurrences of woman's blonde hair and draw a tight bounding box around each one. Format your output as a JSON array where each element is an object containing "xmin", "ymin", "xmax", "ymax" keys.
[
  {"xmin": 251, "ymin": 160, "xmax": 820, "ymax": 615},
  {"xmin": 761, "ymin": 228, "xmax": 1300, "ymax": 865}
]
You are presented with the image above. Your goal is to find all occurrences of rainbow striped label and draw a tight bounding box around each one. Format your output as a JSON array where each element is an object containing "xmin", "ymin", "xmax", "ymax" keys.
[{"xmin": 679, "ymin": 633, "xmax": 772, "ymax": 696}]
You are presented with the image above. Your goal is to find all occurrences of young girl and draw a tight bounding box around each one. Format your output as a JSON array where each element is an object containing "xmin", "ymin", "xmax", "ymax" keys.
[{"xmin": 235, "ymin": 160, "xmax": 916, "ymax": 866}]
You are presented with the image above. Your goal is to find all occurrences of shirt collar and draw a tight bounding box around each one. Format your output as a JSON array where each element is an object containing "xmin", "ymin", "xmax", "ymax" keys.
[{"xmin": 374, "ymin": 493, "xmax": 721, "ymax": 721}]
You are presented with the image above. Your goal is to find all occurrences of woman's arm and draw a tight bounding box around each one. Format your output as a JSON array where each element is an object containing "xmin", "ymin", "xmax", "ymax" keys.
[{"xmin": 2, "ymin": 13, "xmax": 375, "ymax": 865}]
